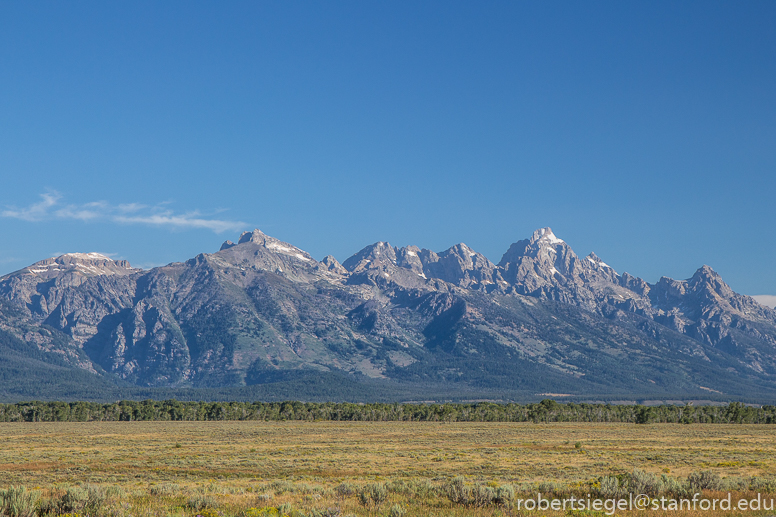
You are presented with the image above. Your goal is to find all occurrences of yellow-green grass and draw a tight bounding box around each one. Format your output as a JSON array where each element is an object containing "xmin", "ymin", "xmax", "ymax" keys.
[{"xmin": 0, "ymin": 421, "xmax": 774, "ymax": 516}]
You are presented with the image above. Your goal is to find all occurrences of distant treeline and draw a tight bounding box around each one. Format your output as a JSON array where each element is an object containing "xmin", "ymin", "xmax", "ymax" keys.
[{"xmin": 0, "ymin": 399, "xmax": 774, "ymax": 423}]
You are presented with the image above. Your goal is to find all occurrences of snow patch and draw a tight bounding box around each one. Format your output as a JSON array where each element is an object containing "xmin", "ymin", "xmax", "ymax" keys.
[
  {"xmin": 265, "ymin": 241, "xmax": 312, "ymax": 262},
  {"xmin": 537, "ymin": 228, "xmax": 564, "ymax": 245},
  {"xmin": 460, "ymin": 244, "xmax": 477, "ymax": 257},
  {"xmin": 61, "ymin": 252, "xmax": 113, "ymax": 260},
  {"xmin": 586, "ymin": 255, "xmax": 611, "ymax": 269}
]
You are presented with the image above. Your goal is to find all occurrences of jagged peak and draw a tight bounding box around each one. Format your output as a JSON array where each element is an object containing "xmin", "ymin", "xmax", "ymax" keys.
[
  {"xmin": 319, "ymin": 255, "xmax": 346, "ymax": 274},
  {"xmin": 530, "ymin": 227, "xmax": 564, "ymax": 246},
  {"xmin": 238, "ymin": 229, "xmax": 268, "ymax": 245},
  {"xmin": 498, "ymin": 227, "xmax": 569, "ymax": 266},
  {"xmin": 398, "ymin": 244, "xmax": 420, "ymax": 256},
  {"xmin": 585, "ymin": 252, "xmax": 612, "ymax": 269},
  {"xmin": 342, "ymin": 241, "xmax": 397, "ymax": 272},
  {"xmin": 693, "ymin": 264, "xmax": 720, "ymax": 278},
  {"xmin": 446, "ymin": 243, "xmax": 478, "ymax": 258},
  {"xmin": 321, "ymin": 255, "xmax": 342, "ymax": 266},
  {"xmin": 230, "ymin": 229, "xmax": 315, "ymax": 263},
  {"xmin": 689, "ymin": 265, "xmax": 728, "ymax": 290}
]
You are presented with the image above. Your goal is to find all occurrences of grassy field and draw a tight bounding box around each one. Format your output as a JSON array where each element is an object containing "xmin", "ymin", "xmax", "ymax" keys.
[{"xmin": 0, "ymin": 421, "xmax": 775, "ymax": 516}]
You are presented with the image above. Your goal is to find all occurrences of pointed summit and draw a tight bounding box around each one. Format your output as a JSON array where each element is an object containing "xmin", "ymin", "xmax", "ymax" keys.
[
  {"xmin": 342, "ymin": 242, "xmax": 397, "ymax": 273},
  {"xmin": 687, "ymin": 265, "xmax": 732, "ymax": 297},
  {"xmin": 420, "ymin": 242, "xmax": 500, "ymax": 289},
  {"xmin": 319, "ymin": 255, "xmax": 347, "ymax": 275},
  {"xmin": 499, "ymin": 227, "xmax": 569, "ymax": 266},
  {"xmin": 226, "ymin": 229, "xmax": 315, "ymax": 263},
  {"xmin": 530, "ymin": 227, "xmax": 564, "ymax": 246},
  {"xmin": 585, "ymin": 252, "xmax": 613, "ymax": 270}
]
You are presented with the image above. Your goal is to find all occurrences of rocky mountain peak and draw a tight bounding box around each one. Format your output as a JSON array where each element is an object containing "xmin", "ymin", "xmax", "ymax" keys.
[
  {"xmin": 687, "ymin": 265, "xmax": 734, "ymax": 298},
  {"xmin": 446, "ymin": 243, "xmax": 477, "ymax": 260},
  {"xmin": 0, "ymin": 252, "xmax": 139, "ymax": 308},
  {"xmin": 238, "ymin": 229, "xmax": 268, "ymax": 245},
  {"xmin": 420, "ymin": 243, "xmax": 500, "ymax": 289},
  {"xmin": 319, "ymin": 255, "xmax": 347, "ymax": 275},
  {"xmin": 17, "ymin": 253, "xmax": 138, "ymax": 280},
  {"xmin": 342, "ymin": 242, "xmax": 397, "ymax": 273},
  {"xmin": 396, "ymin": 245, "xmax": 424, "ymax": 273},
  {"xmin": 691, "ymin": 265, "xmax": 722, "ymax": 282},
  {"xmin": 498, "ymin": 227, "xmax": 570, "ymax": 266},
  {"xmin": 585, "ymin": 252, "xmax": 614, "ymax": 272},
  {"xmin": 231, "ymin": 229, "xmax": 315, "ymax": 264},
  {"xmin": 530, "ymin": 227, "xmax": 564, "ymax": 247}
]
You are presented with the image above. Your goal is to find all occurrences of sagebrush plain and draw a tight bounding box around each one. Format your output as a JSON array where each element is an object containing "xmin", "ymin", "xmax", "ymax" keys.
[{"xmin": 1, "ymin": 421, "xmax": 775, "ymax": 516}]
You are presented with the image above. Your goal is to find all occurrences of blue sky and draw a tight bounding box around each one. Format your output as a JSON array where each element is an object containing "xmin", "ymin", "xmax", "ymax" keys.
[{"xmin": 1, "ymin": 1, "xmax": 775, "ymax": 296}]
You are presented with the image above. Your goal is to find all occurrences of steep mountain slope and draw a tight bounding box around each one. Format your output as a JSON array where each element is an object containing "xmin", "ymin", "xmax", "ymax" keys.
[{"xmin": 1, "ymin": 227, "xmax": 775, "ymax": 402}]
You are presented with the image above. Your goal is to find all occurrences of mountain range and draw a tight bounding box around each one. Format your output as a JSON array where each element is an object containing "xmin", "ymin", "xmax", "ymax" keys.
[{"xmin": 1, "ymin": 228, "xmax": 775, "ymax": 403}]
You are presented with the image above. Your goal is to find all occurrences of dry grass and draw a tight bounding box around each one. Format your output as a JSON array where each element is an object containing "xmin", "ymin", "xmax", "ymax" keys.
[{"xmin": 0, "ymin": 421, "xmax": 774, "ymax": 516}]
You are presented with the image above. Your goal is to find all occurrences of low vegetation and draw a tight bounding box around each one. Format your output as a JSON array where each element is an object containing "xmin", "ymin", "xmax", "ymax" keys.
[{"xmin": 0, "ymin": 420, "xmax": 775, "ymax": 515}]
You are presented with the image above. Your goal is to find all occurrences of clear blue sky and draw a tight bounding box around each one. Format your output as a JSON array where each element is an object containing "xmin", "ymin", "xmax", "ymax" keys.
[{"xmin": 1, "ymin": 1, "xmax": 775, "ymax": 295}]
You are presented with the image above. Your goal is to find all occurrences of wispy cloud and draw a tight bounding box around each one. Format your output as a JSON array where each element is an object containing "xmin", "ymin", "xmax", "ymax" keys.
[
  {"xmin": 2, "ymin": 192, "xmax": 246, "ymax": 234},
  {"xmin": 114, "ymin": 212, "xmax": 245, "ymax": 233},
  {"xmin": 2, "ymin": 192, "xmax": 61, "ymax": 221}
]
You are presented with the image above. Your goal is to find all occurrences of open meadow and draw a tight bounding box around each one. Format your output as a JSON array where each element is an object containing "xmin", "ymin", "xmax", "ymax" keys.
[{"xmin": 1, "ymin": 421, "xmax": 775, "ymax": 516}]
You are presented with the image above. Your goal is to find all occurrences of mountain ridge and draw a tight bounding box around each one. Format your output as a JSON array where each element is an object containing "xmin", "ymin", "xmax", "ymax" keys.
[{"xmin": 1, "ymin": 227, "xmax": 775, "ymax": 402}]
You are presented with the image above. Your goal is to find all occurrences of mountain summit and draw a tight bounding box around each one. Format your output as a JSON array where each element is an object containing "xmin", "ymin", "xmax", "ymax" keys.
[{"xmin": 1, "ymin": 228, "xmax": 775, "ymax": 402}]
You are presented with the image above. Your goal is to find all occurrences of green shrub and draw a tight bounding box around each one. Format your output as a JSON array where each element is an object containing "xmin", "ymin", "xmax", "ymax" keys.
[
  {"xmin": 270, "ymin": 481, "xmax": 297, "ymax": 495},
  {"xmin": 105, "ymin": 486, "xmax": 126, "ymax": 498},
  {"xmin": 494, "ymin": 484, "xmax": 515, "ymax": 508},
  {"xmin": 750, "ymin": 477, "xmax": 776, "ymax": 493},
  {"xmin": 720, "ymin": 477, "xmax": 749, "ymax": 492},
  {"xmin": 537, "ymin": 481, "xmax": 558, "ymax": 495},
  {"xmin": 597, "ymin": 476, "xmax": 620, "ymax": 499},
  {"xmin": 334, "ymin": 483, "xmax": 355, "ymax": 498},
  {"xmin": 56, "ymin": 487, "xmax": 88, "ymax": 515},
  {"xmin": 444, "ymin": 477, "xmax": 494, "ymax": 508},
  {"xmin": 187, "ymin": 495, "xmax": 219, "ymax": 511},
  {"xmin": 357, "ymin": 483, "xmax": 387, "ymax": 508},
  {"xmin": 385, "ymin": 480, "xmax": 409, "ymax": 495},
  {"xmin": 387, "ymin": 504, "xmax": 406, "ymax": 517},
  {"xmin": 0, "ymin": 487, "xmax": 39, "ymax": 517},
  {"xmin": 687, "ymin": 471, "xmax": 721, "ymax": 491},
  {"xmin": 149, "ymin": 483, "xmax": 180, "ymax": 496},
  {"xmin": 81, "ymin": 485, "xmax": 107, "ymax": 515},
  {"xmin": 627, "ymin": 469, "xmax": 662, "ymax": 496},
  {"xmin": 660, "ymin": 474, "xmax": 685, "ymax": 496}
]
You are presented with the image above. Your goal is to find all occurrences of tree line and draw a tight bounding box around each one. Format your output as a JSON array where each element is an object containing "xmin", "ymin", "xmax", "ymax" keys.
[{"xmin": 0, "ymin": 399, "xmax": 773, "ymax": 423}]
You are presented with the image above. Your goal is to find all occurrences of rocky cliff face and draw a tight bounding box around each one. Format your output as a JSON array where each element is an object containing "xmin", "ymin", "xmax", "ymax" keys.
[{"xmin": 2, "ymin": 227, "xmax": 776, "ymax": 400}]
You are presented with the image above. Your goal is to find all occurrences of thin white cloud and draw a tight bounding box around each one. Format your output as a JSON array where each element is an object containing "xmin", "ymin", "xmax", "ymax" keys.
[
  {"xmin": 1, "ymin": 192, "xmax": 61, "ymax": 221},
  {"xmin": 2, "ymin": 192, "xmax": 246, "ymax": 234},
  {"xmin": 115, "ymin": 211, "xmax": 245, "ymax": 233}
]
